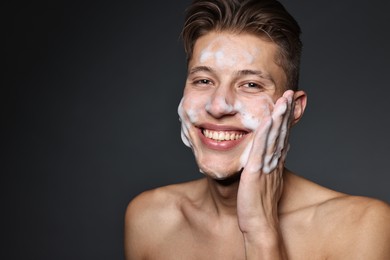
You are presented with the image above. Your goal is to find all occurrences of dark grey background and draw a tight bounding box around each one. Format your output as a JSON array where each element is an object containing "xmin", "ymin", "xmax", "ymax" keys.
[{"xmin": 3, "ymin": 0, "xmax": 389, "ymax": 259}]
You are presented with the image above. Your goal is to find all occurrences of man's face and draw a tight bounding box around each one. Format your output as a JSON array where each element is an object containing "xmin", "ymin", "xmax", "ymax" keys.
[{"xmin": 178, "ymin": 31, "xmax": 288, "ymax": 179}]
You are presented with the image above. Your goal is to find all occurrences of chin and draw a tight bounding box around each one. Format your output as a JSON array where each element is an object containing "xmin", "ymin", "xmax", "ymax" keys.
[
  {"xmin": 201, "ymin": 167, "xmax": 243, "ymax": 186},
  {"xmin": 198, "ymin": 161, "xmax": 242, "ymax": 180},
  {"xmin": 192, "ymin": 145, "xmax": 244, "ymax": 179}
]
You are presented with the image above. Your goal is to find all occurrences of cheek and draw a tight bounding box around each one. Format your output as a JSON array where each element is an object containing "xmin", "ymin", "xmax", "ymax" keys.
[
  {"xmin": 179, "ymin": 92, "xmax": 210, "ymax": 124},
  {"xmin": 235, "ymin": 95, "xmax": 274, "ymax": 130},
  {"xmin": 178, "ymin": 93, "xmax": 210, "ymax": 150},
  {"xmin": 178, "ymin": 96, "xmax": 203, "ymax": 149}
]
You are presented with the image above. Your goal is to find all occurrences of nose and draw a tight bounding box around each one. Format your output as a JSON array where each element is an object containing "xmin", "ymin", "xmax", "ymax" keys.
[{"xmin": 206, "ymin": 86, "xmax": 236, "ymax": 118}]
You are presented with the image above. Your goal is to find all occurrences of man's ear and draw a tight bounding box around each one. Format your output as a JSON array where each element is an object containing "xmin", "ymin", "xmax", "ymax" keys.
[{"xmin": 291, "ymin": 90, "xmax": 307, "ymax": 126}]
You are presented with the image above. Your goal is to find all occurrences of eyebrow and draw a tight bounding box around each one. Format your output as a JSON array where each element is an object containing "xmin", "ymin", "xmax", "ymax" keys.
[
  {"xmin": 236, "ymin": 69, "xmax": 274, "ymax": 82},
  {"xmin": 188, "ymin": 66, "xmax": 215, "ymax": 75}
]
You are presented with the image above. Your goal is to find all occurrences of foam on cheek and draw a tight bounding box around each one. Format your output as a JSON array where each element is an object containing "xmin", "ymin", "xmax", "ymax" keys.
[
  {"xmin": 234, "ymin": 101, "xmax": 261, "ymax": 131},
  {"xmin": 241, "ymin": 113, "xmax": 261, "ymax": 130},
  {"xmin": 178, "ymin": 97, "xmax": 206, "ymax": 150},
  {"xmin": 235, "ymin": 96, "xmax": 274, "ymax": 168},
  {"xmin": 177, "ymin": 98, "xmax": 193, "ymax": 148},
  {"xmin": 186, "ymin": 108, "xmax": 199, "ymax": 123}
]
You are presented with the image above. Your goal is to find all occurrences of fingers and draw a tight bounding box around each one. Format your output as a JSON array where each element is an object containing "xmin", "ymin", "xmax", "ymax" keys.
[
  {"xmin": 244, "ymin": 90, "xmax": 294, "ymax": 175},
  {"xmin": 264, "ymin": 90, "xmax": 294, "ymax": 174},
  {"xmin": 244, "ymin": 116, "xmax": 272, "ymax": 174},
  {"xmin": 263, "ymin": 98, "xmax": 287, "ymax": 173},
  {"xmin": 269, "ymin": 91, "xmax": 294, "ymax": 171}
]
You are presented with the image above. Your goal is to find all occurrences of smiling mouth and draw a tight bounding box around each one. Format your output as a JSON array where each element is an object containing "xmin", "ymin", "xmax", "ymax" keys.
[{"xmin": 202, "ymin": 129, "xmax": 247, "ymax": 142}]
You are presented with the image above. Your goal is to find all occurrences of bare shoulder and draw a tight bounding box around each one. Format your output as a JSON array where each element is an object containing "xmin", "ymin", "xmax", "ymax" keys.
[
  {"xmin": 284, "ymin": 172, "xmax": 390, "ymax": 224},
  {"xmin": 317, "ymin": 195, "xmax": 390, "ymax": 234},
  {"xmin": 283, "ymin": 172, "xmax": 390, "ymax": 258},
  {"xmin": 316, "ymin": 193, "xmax": 390, "ymax": 258},
  {"xmin": 320, "ymin": 194, "xmax": 390, "ymax": 219},
  {"xmin": 124, "ymin": 179, "xmax": 204, "ymax": 259}
]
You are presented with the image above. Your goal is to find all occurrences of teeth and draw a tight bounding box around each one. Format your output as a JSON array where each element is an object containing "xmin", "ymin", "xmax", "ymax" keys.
[{"xmin": 202, "ymin": 129, "xmax": 245, "ymax": 141}]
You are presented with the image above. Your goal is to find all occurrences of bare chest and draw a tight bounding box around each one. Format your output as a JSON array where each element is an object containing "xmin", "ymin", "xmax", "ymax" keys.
[
  {"xmin": 146, "ymin": 224, "xmax": 245, "ymax": 260},
  {"xmin": 145, "ymin": 223, "xmax": 330, "ymax": 260}
]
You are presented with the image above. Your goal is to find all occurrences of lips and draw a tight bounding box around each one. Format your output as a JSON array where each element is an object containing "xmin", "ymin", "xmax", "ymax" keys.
[{"xmin": 197, "ymin": 124, "xmax": 249, "ymax": 150}]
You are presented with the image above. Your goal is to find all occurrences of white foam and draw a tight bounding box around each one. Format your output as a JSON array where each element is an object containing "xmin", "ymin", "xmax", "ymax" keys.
[
  {"xmin": 233, "ymin": 100, "xmax": 264, "ymax": 130},
  {"xmin": 177, "ymin": 98, "xmax": 194, "ymax": 149},
  {"xmin": 200, "ymin": 50, "xmax": 213, "ymax": 63},
  {"xmin": 180, "ymin": 125, "xmax": 191, "ymax": 148},
  {"xmin": 186, "ymin": 108, "xmax": 198, "ymax": 123},
  {"xmin": 241, "ymin": 113, "xmax": 261, "ymax": 130},
  {"xmin": 198, "ymin": 37, "xmax": 257, "ymax": 69}
]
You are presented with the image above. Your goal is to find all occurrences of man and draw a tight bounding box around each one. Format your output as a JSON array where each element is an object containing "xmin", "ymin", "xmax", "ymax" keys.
[{"xmin": 124, "ymin": 0, "xmax": 390, "ymax": 259}]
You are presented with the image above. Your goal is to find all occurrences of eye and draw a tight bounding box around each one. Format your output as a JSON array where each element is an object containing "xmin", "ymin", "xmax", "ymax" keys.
[
  {"xmin": 239, "ymin": 81, "xmax": 265, "ymax": 93},
  {"xmin": 243, "ymin": 82, "xmax": 260, "ymax": 88},
  {"xmin": 194, "ymin": 79, "xmax": 213, "ymax": 86}
]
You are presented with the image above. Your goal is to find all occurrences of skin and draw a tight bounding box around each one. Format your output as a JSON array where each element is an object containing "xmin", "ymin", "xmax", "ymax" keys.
[{"xmin": 124, "ymin": 32, "xmax": 390, "ymax": 259}]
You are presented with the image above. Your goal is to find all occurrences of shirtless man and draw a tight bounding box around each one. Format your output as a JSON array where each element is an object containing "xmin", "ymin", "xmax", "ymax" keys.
[{"xmin": 124, "ymin": 0, "xmax": 390, "ymax": 259}]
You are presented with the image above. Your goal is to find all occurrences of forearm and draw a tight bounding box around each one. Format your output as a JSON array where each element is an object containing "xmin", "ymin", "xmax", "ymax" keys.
[
  {"xmin": 243, "ymin": 227, "xmax": 288, "ymax": 260},
  {"xmin": 237, "ymin": 91, "xmax": 294, "ymax": 260}
]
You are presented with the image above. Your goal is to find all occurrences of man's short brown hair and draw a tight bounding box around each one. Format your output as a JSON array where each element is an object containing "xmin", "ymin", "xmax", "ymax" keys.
[{"xmin": 182, "ymin": 0, "xmax": 302, "ymax": 90}]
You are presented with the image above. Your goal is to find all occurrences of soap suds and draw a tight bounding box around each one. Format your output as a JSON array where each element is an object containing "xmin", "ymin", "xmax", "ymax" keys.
[
  {"xmin": 178, "ymin": 98, "xmax": 194, "ymax": 149},
  {"xmin": 199, "ymin": 37, "xmax": 257, "ymax": 69},
  {"xmin": 233, "ymin": 95, "xmax": 272, "ymax": 131}
]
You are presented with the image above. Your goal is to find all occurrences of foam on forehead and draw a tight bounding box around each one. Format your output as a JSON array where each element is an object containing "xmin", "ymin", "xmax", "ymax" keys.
[{"xmin": 199, "ymin": 36, "xmax": 257, "ymax": 68}]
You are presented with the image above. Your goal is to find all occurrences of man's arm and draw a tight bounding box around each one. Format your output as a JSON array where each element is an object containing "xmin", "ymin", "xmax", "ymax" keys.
[{"xmin": 237, "ymin": 90, "xmax": 296, "ymax": 259}]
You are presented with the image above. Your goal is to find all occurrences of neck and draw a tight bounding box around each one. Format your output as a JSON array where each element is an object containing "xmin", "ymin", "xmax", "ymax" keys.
[
  {"xmin": 205, "ymin": 169, "xmax": 294, "ymax": 217},
  {"xmin": 206, "ymin": 171, "xmax": 242, "ymax": 217}
]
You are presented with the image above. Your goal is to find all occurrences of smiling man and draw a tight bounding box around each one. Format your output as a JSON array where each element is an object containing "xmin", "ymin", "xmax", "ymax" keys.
[{"xmin": 124, "ymin": 0, "xmax": 390, "ymax": 259}]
